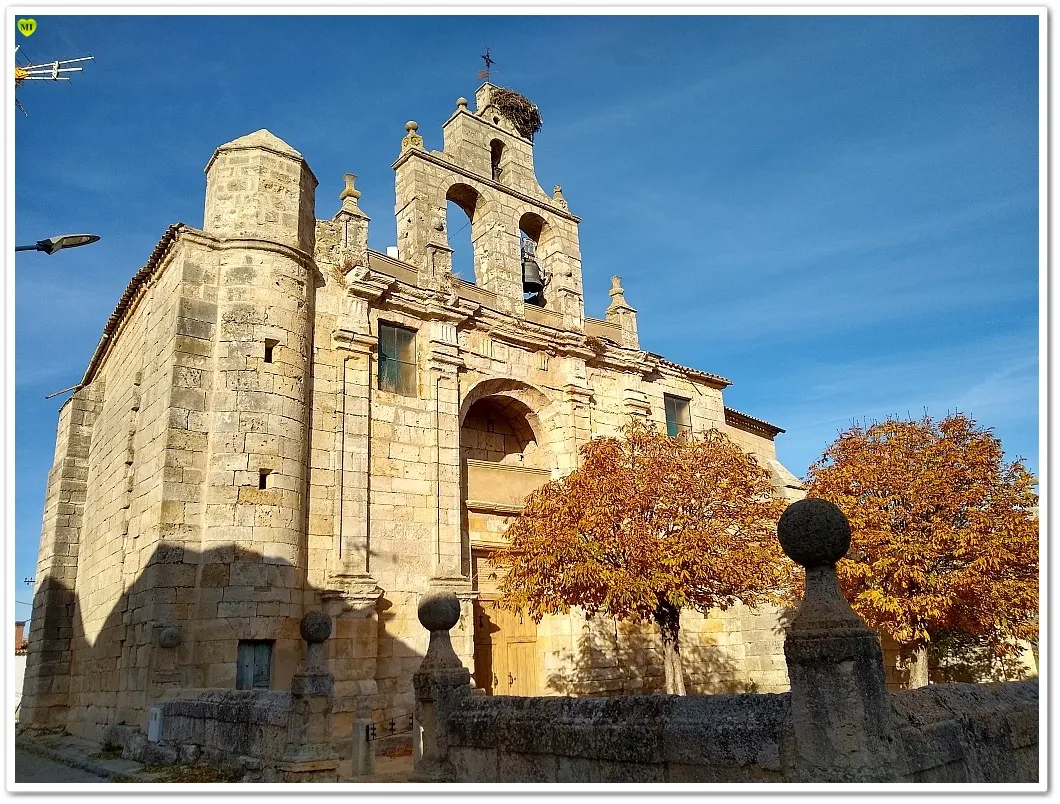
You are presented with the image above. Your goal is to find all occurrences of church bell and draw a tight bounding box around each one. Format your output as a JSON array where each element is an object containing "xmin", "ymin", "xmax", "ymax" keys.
[{"xmin": 521, "ymin": 255, "xmax": 544, "ymax": 295}]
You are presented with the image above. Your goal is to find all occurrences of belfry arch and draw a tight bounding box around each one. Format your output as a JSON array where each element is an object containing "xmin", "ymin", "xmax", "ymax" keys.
[{"xmin": 445, "ymin": 182, "xmax": 483, "ymax": 282}]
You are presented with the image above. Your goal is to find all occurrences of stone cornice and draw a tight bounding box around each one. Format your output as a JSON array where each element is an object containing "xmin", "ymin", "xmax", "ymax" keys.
[{"xmin": 332, "ymin": 330, "xmax": 376, "ymax": 354}]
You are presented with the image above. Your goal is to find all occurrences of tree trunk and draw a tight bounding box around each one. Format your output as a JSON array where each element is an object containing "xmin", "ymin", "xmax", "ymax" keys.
[
  {"xmin": 654, "ymin": 598, "xmax": 686, "ymax": 695},
  {"xmin": 908, "ymin": 644, "xmax": 929, "ymax": 688}
]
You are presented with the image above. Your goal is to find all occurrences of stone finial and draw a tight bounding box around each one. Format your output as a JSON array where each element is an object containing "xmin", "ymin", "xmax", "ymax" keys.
[
  {"xmin": 300, "ymin": 610, "xmax": 332, "ymax": 673},
  {"xmin": 456, "ymin": 97, "xmax": 468, "ymax": 111},
  {"xmin": 337, "ymin": 173, "xmax": 367, "ymax": 220},
  {"xmin": 340, "ymin": 173, "xmax": 361, "ymax": 203},
  {"xmin": 402, "ymin": 120, "xmax": 424, "ymax": 152},
  {"xmin": 552, "ymin": 184, "xmax": 568, "ymax": 210},
  {"xmin": 778, "ymin": 498, "xmax": 851, "ymax": 568},
  {"xmin": 780, "ymin": 499, "xmax": 864, "ymax": 633},
  {"xmin": 605, "ymin": 275, "xmax": 639, "ymax": 349},
  {"xmin": 300, "ymin": 610, "xmax": 333, "ymax": 643},
  {"xmin": 417, "ymin": 591, "xmax": 462, "ymax": 671}
]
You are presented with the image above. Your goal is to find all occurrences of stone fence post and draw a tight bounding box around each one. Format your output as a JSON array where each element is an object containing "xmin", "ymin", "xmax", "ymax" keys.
[
  {"xmin": 279, "ymin": 611, "xmax": 340, "ymax": 782},
  {"xmin": 351, "ymin": 699, "xmax": 375, "ymax": 778},
  {"xmin": 779, "ymin": 498, "xmax": 903, "ymax": 782},
  {"xmin": 412, "ymin": 591, "xmax": 472, "ymax": 781}
]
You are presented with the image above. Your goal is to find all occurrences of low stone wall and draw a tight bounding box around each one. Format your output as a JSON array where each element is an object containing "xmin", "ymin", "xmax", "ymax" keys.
[
  {"xmin": 444, "ymin": 692, "xmax": 788, "ymax": 782},
  {"xmin": 155, "ymin": 688, "xmax": 291, "ymax": 762},
  {"xmin": 433, "ymin": 680, "xmax": 1038, "ymax": 783},
  {"xmin": 413, "ymin": 500, "xmax": 1039, "ymax": 784},
  {"xmin": 893, "ymin": 680, "xmax": 1039, "ymax": 782}
]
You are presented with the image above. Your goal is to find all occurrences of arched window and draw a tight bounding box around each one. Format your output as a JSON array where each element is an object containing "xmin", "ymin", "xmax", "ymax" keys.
[{"xmin": 490, "ymin": 139, "xmax": 504, "ymax": 182}]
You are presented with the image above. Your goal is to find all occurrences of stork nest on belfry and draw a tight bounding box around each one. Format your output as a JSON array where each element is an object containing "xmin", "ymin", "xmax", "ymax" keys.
[{"xmin": 490, "ymin": 87, "xmax": 542, "ymax": 141}]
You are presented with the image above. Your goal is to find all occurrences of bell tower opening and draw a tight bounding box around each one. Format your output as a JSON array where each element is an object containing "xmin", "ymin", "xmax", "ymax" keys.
[
  {"xmin": 446, "ymin": 200, "xmax": 473, "ymax": 280},
  {"xmin": 445, "ymin": 182, "xmax": 482, "ymax": 283},
  {"xmin": 490, "ymin": 139, "xmax": 505, "ymax": 182},
  {"xmin": 518, "ymin": 212, "xmax": 548, "ymax": 308}
]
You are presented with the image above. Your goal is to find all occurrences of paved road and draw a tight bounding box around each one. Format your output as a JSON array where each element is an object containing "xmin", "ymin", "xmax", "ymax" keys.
[{"xmin": 15, "ymin": 748, "xmax": 108, "ymax": 783}]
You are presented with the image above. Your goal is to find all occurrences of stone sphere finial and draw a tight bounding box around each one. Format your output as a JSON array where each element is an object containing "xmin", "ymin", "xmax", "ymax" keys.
[
  {"xmin": 456, "ymin": 97, "xmax": 468, "ymax": 110},
  {"xmin": 300, "ymin": 610, "xmax": 332, "ymax": 643},
  {"xmin": 405, "ymin": 120, "xmax": 419, "ymax": 133},
  {"xmin": 778, "ymin": 498, "xmax": 851, "ymax": 568},
  {"xmin": 158, "ymin": 625, "xmax": 182, "ymax": 649},
  {"xmin": 418, "ymin": 591, "xmax": 460, "ymax": 632}
]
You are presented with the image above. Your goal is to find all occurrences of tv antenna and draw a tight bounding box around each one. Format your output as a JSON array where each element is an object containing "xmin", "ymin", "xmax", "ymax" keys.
[
  {"xmin": 14, "ymin": 45, "xmax": 94, "ymax": 116},
  {"xmin": 478, "ymin": 47, "xmax": 494, "ymax": 82}
]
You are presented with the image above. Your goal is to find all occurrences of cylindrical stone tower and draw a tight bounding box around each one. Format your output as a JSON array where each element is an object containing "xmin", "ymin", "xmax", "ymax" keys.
[{"xmin": 195, "ymin": 129, "xmax": 318, "ymax": 689}]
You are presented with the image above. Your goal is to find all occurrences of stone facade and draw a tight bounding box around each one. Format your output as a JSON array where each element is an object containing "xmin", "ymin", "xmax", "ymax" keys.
[{"xmin": 22, "ymin": 83, "xmax": 804, "ymax": 750}]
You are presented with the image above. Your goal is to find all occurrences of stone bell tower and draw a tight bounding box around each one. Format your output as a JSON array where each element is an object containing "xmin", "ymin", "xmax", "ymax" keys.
[{"xmin": 393, "ymin": 83, "xmax": 585, "ymax": 329}]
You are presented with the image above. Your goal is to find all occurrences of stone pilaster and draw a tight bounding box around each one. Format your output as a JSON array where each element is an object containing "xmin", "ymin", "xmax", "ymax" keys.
[
  {"xmin": 558, "ymin": 359, "xmax": 594, "ymax": 473},
  {"xmin": 621, "ymin": 374, "xmax": 652, "ymax": 422},
  {"xmin": 426, "ymin": 318, "xmax": 465, "ymax": 579},
  {"xmin": 21, "ymin": 382, "xmax": 103, "ymax": 731}
]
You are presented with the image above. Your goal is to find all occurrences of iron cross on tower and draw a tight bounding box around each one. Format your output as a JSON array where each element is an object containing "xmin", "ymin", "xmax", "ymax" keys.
[{"xmin": 478, "ymin": 47, "xmax": 494, "ymax": 81}]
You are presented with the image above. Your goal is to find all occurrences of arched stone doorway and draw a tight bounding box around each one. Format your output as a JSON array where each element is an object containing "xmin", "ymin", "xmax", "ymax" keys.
[{"xmin": 459, "ymin": 382, "xmax": 554, "ymax": 696}]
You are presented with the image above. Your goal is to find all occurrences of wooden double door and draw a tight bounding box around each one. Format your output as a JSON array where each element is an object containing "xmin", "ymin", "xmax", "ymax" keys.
[{"xmin": 473, "ymin": 600, "xmax": 539, "ymax": 696}]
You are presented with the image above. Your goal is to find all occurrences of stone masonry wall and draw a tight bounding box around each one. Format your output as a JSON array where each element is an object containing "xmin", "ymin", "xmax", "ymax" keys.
[{"xmin": 64, "ymin": 242, "xmax": 186, "ymax": 740}]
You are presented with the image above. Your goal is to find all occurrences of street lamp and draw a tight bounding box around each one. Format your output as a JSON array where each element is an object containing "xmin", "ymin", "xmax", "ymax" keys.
[{"xmin": 15, "ymin": 233, "xmax": 100, "ymax": 254}]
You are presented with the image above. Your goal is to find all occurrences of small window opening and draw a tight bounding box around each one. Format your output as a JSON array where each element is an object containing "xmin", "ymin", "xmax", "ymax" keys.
[
  {"xmin": 236, "ymin": 640, "xmax": 273, "ymax": 690},
  {"xmin": 664, "ymin": 394, "xmax": 692, "ymax": 439},
  {"xmin": 258, "ymin": 470, "xmax": 270, "ymax": 490},
  {"xmin": 490, "ymin": 139, "xmax": 504, "ymax": 182},
  {"xmin": 264, "ymin": 338, "xmax": 278, "ymax": 363}
]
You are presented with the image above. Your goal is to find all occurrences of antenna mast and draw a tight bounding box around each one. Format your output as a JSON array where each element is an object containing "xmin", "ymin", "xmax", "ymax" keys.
[{"xmin": 14, "ymin": 45, "xmax": 94, "ymax": 116}]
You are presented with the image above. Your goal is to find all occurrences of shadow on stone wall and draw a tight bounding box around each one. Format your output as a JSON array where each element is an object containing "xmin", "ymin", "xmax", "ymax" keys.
[
  {"xmin": 545, "ymin": 615, "xmax": 752, "ymax": 696},
  {"xmin": 773, "ymin": 593, "xmax": 1035, "ymax": 689},
  {"xmin": 927, "ymin": 631, "xmax": 1036, "ymax": 684},
  {"xmin": 19, "ymin": 541, "xmax": 427, "ymax": 756}
]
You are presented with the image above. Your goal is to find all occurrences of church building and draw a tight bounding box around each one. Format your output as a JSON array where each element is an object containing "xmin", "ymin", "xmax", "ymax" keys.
[{"xmin": 22, "ymin": 83, "xmax": 804, "ymax": 748}]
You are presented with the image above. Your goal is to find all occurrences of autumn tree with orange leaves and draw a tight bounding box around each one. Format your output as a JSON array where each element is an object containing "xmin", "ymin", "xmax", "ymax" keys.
[
  {"xmin": 806, "ymin": 414, "xmax": 1038, "ymax": 687},
  {"xmin": 489, "ymin": 419, "xmax": 787, "ymax": 695}
]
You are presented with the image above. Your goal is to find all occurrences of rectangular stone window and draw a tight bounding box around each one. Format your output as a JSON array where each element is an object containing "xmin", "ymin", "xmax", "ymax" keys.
[
  {"xmin": 264, "ymin": 338, "xmax": 278, "ymax": 364},
  {"xmin": 258, "ymin": 470, "xmax": 270, "ymax": 490},
  {"xmin": 236, "ymin": 640, "xmax": 273, "ymax": 690},
  {"xmin": 378, "ymin": 322, "xmax": 417, "ymax": 397},
  {"xmin": 664, "ymin": 394, "xmax": 692, "ymax": 438}
]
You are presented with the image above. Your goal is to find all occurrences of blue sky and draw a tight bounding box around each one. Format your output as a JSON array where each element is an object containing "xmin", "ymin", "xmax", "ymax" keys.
[{"xmin": 12, "ymin": 14, "xmax": 1040, "ymax": 623}]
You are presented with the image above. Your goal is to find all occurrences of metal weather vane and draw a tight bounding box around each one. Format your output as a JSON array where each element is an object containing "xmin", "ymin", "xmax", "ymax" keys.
[
  {"xmin": 14, "ymin": 45, "xmax": 94, "ymax": 116},
  {"xmin": 478, "ymin": 47, "xmax": 494, "ymax": 82}
]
